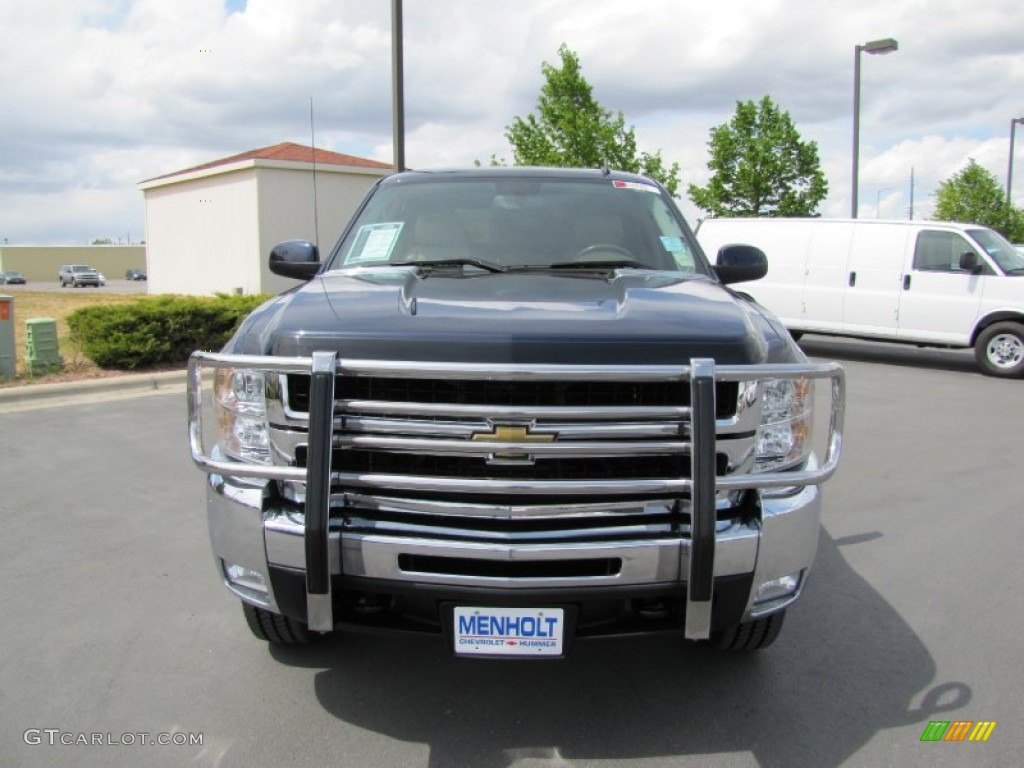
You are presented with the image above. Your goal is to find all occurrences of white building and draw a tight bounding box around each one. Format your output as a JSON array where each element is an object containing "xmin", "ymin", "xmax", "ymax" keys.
[{"xmin": 139, "ymin": 142, "xmax": 392, "ymax": 296}]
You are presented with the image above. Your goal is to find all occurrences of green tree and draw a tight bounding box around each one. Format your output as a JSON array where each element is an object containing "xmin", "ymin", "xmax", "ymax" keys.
[
  {"xmin": 688, "ymin": 96, "xmax": 828, "ymax": 217},
  {"xmin": 933, "ymin": 159, "xmax": 1024, "ymax": 241},
  {"xmin": 502, "ymin": 45, "xmax": 681, "ymax": 195}
]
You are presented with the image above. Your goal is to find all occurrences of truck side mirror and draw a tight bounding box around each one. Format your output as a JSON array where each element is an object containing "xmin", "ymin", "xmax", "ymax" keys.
[
  {"xmin": 958, "ymin": 251, "xmax": 983, "ymax": 275},
  {"xmin": 270, "ymin": 240, "xmax": 321, "ymax": 280},
  {"xmin": 713, "ymin": 244, "xmax": 768, "ymax": 285}
]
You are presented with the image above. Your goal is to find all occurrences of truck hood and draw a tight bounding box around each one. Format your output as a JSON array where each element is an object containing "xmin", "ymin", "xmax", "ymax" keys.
[{"xmin": 231, "ymin": 268, "xmax": 797, "ymax": 366}]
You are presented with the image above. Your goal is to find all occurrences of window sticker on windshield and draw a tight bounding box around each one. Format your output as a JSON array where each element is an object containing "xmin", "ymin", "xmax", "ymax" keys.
[
  {"xmin": 660, "ymin": 236, "xmax": 685, "ymax": 252},
  {"xmin": 345, "ymin": 222, "xmax": 404, "ymax": 264},
  {"xmin": 612, "ymin": 180, "xmax": 658, "ymax": 193}
]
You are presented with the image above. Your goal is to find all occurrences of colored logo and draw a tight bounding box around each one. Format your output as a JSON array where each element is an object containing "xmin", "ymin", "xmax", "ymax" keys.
[
  {"xmin": 920, "ymin": 720, "xmax": 997, "ymax": 742},
  {"xmin": 471, "ymin": 423, "xmax": 555, "ymax": 463}
]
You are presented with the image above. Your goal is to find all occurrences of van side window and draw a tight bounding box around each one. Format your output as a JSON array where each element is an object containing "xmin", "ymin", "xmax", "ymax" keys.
[{"xmin": 913, "ymin": 231, "xmax": 976, "ymax": 272}]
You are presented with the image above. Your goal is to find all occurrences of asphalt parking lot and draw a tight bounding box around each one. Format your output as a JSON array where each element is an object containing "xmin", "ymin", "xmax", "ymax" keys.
[
  {"xmin": 0, "ymin": 279, "xmax": 148, "ymax": 295},
  {"xmin": 1, "ymin": 338, "xmax": 1021, "ymax": 768}
]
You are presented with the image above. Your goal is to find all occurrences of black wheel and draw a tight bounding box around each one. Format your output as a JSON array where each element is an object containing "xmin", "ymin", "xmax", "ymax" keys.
[
  {"xmin": 708, "ymin": 610, "xmax": 786, "ymax": 651},
  {"xmin": 974, "ymin": 322, "xmax": 1024, "ymax": 378},
  {"xmin": 242, "ymin": 602, "xmax": 313, "ymax": 645}
]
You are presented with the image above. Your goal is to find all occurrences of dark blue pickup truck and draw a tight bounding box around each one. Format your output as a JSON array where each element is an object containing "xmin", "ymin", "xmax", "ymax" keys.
[{"xmin": 187, "ymin": 168, "xmax": 844, "ymax": 658}]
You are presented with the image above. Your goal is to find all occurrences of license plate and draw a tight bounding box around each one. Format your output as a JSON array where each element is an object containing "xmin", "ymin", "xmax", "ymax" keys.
[{"xmin": 453, "ymin": 606, "xmax": 565, "ymax": 657}]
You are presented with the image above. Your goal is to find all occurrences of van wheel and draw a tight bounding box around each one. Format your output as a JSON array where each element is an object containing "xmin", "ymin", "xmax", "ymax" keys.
[
  {"xmin": 242, "ymin": 602, "xmax": 313, "ymax": 645},
  {"xmin": 708, "ymin": 611, "xmax": 785, "ymax": 651},
  {"xmin": 975, "ymin": 322, "xmax": 1024, "ymax": 378}
]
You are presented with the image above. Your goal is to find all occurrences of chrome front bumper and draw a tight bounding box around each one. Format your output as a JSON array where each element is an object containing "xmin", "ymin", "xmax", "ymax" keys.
[{"xmin": 204, "ymin": 467, "xmax": 823, "ymax": 631}]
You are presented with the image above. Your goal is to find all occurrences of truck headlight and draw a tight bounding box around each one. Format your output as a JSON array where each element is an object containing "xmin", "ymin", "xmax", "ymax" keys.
[
  {"xmin": 753, "ymin": 378, "xmax": 812, "ymax": 472},
  {"xmin": 214, "ymin": 368, "xmax": 270, "ymax": 464}
]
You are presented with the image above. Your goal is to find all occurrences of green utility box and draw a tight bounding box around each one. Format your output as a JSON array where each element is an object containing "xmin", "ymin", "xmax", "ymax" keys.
[
  {"xmin": 26, "ymin": 317, "xmax": 61, "ymax": 375},
  {"xmin": 0, "ymin": 295, "xmax": 13, "ymax": 380}
]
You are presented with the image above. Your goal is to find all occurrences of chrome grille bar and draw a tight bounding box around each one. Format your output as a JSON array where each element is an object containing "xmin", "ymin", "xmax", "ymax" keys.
[
  {"xmin": 340, "ymin": 416, "xmax": 682, "ymax": 440},
  {"xmin": 330, "ymin": 473, "xmax": 693, "ymax": 495},
  {"xmin": 339, "ymin": 400, "xmax": 691, "ymax": 421},
  {"xmin": 334, "ymin": 360, "xmax": 692, "ymax": 381},
  {"xmin": 343, "ymin": 493, "xmax": 676, "ymax": 519},
  {"xmin": 337, "ymin": 435, "xmax": 690, "ymax": 456}
]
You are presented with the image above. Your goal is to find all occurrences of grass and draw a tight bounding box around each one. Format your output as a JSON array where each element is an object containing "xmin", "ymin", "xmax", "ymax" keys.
[{"xmin": 0, "ymin": 291, "xmax": 155, "ymax": 387}]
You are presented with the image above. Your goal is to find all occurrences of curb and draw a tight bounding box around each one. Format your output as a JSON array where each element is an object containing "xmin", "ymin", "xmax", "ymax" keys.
[{"xmin": 0, "ymin": 369, "xmax": 211, "ymax": 405}]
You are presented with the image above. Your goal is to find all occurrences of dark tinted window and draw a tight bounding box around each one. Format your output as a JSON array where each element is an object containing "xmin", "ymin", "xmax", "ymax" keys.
[
  {"xmin": 912, "ymin": 231, "xmax": 975, "ymax": 272},
  {"xmin": 327, "ymin": 176, "xmax": 704, "ymax": 274}
]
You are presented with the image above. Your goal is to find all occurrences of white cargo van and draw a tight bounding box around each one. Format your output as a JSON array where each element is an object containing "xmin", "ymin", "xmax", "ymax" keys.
[{"xmin": 696, "ymin": 218, "xmax": 1024, "ymax": 377}]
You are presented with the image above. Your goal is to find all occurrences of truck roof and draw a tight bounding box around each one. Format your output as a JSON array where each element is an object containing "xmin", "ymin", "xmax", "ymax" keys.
[{"xmin": 379, "ymin": 166, "xmax": 665, "ymax": 187}]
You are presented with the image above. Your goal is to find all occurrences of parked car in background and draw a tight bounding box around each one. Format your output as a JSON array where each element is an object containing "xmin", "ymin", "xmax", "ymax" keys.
[
  {"xmin": 0, "ymin": 271, "xmax": 27, "ymax": 285},
  {"xmin": 58, "ymin": 264, "xmax": 102, "ymax": 287},
  {"xmin": 97, "ymin": 272, "xmax": 106, "ymax": 286},
  {"xmin": 125, "ymin": 268, "xmax": 147, "ymax": 281}
]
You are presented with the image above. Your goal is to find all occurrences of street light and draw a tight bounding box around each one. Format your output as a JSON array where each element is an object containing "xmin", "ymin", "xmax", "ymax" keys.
[
  {"xmin": 1006, "ymin": 117, "xmax": 1024, "ymax": 224},
  {"xmin": 852, "ymin": 37, "xmax": 899, "ymax": 218}
]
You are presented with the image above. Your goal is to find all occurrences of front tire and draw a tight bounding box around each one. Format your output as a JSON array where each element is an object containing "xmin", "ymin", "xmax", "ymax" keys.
[
  {"xmin": 975, "ymin": 322, "xmax": 1024, "ymax": 378},
  {"xmin": 242, "ymin": 602, "xmax": 313, "ymax": 645},
  {"xmin": 708, "ymin": 610, "xmax": 786, "ymax": 651}
]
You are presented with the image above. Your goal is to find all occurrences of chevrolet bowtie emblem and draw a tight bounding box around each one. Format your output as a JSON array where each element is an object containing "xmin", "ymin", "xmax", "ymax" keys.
[
  {"xmin": 471, "ymin": 425, "xmax": 556, "ymax": 443},
  {"xmin": 471, "ymin": 424, "xmax": 555, "ymax": 464}
]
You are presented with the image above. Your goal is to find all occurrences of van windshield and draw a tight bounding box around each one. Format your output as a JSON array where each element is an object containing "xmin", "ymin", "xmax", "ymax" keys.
[{"xmin": 968, "ymin": 229, "xmax": 1024, "ymax": 274}]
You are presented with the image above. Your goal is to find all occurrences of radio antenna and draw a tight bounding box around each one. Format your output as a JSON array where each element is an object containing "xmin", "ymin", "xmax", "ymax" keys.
[{"xmin": 310, "ymin": 96, "xmax": 320, "ymax": 250}]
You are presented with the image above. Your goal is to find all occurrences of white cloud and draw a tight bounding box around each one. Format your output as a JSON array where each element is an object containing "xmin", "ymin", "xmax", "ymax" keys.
[{"xmin": 1, "ymin": 0, "xmax": 1023, "ymax": 243}]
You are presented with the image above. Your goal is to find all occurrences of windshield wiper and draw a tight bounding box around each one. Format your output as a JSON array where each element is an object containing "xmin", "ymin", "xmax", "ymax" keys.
[
  {"xmin": 544, "ymin": 259, "xmax": 647, "ymax": 270},
  {"xmin": 390, "ymin": 258, "xmax": 507, "ymax": 274}
]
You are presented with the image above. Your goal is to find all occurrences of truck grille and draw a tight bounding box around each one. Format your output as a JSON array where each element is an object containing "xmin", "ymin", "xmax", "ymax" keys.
[
  {"xmin": 275, "ymin": 372, "xmax": 747, "ymax": 514},
  {"xmin": 293, "ymin": 447, "xmax": 728, "ymax": 481},
  {"xmin": 286, "ymin": 375, "xmax": 738, "ymax": 418}
]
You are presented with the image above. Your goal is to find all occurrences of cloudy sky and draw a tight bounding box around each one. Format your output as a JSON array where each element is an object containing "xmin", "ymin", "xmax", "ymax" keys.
[{"xmin": 2, "ymin": 0, "xmax": 1023, "ymax": 245}]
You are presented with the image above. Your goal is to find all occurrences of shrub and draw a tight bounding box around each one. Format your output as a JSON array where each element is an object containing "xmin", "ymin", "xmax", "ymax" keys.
[{"xmin": 66, "ymin": 294, "xmax": 270, "ymax": 369}]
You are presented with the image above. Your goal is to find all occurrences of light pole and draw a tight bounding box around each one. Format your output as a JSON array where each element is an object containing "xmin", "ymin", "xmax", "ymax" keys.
[
  {"xmin": 852, "ymin": 38, "xmax": 899, "ymax": 218},
  {"xmin": 908, "ymin": 166, "xmax": 915, "ymax": 220},
  {"xmin": 392, "ymin": 0, "xmax": 406, "ymax": 172},
  {"xmin": 1006, "ymin": 117, "xmax": 1024, "ymax": 224}
]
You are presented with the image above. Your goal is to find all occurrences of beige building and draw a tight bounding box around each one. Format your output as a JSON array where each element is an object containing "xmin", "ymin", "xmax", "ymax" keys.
[
  {"xmin": 0, "ymin": 245, "xmax": 145, "ymax": 283},
  {"xmin": 138, "ymin": 142, "xmax": 393, "ymax": 296}
]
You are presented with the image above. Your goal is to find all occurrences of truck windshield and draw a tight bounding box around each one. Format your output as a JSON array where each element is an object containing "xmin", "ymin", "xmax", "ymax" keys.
[
  {"xmin": 327, "ymin": 176, "xmax": 707, "ymax": 275},
  {"xmin": 968, "ymin": 228, "xmax": 1024, "ymax": 274}
]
